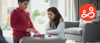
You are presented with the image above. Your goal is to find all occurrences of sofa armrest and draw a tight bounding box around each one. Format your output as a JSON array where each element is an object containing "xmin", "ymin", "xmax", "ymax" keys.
[
  {"xmin": 65, "ymin": 21, "xmax": 79, "ymax": 28},
  {"xmin": 82, "ymin": 22, "xmax": 100, "ymax": 42}
]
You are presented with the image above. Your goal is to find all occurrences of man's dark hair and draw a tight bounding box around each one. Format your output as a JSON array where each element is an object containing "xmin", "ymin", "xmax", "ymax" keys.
[{"xmin": 18, "ymin": 0, "xmax": 30, "ymax": 3}]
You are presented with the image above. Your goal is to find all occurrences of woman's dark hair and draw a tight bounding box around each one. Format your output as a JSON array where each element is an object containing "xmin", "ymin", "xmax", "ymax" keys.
[
  {"xmin": 18, "ymin": 0, "xmax": 30, "ymax": 3},
  {"xmin": 47, "ymin": 7, "xmax": 63, "ymax": 28}
]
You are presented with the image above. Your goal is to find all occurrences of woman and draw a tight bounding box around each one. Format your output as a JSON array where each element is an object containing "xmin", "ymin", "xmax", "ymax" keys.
[{"xmin": 45, "ymin": 7, "xmax": 65, "ymax": 40}]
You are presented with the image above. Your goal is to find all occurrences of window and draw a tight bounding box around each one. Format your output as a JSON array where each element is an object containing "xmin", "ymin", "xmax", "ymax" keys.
[{"xmin": 1, "ymin": 0, "xmax": 49, "ymax": 37}]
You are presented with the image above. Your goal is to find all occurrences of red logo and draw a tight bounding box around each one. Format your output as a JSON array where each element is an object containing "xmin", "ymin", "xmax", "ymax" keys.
[{"xmin": 79, "ymin": 4, "xmax": 97, "ymax": 21}]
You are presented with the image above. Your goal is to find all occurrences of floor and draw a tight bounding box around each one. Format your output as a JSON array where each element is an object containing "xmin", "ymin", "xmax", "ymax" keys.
[{"xmin": 5, "ymin": 37, "xmax": 13, "ymax": 43}]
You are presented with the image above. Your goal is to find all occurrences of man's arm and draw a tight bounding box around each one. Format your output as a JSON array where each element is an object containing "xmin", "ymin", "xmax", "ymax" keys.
[{"xmin": 30, "ymin": 21, "xmax": 36, "ymax": 30}]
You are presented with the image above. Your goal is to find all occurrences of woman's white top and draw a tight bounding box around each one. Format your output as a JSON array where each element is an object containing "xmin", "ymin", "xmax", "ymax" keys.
[{"xmin": 45, "ymin": 19, "xmax": 65, "ymax": 39}]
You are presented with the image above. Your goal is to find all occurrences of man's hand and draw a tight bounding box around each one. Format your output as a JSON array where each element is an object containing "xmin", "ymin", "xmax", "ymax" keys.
[
  {"xmin": 31, "ymin": 30, "xmax": 39, "ymax": 33},
  {"xmin": 26, "ymin": 28, "xmax": 39, "ymax": 33},
  {"xmin": 26, "ymin": 28, "xmax": 33, "ymax": 32},
  {"xmin": 35, "ymin": 30, "xmax": 39, "ymax": 33}
]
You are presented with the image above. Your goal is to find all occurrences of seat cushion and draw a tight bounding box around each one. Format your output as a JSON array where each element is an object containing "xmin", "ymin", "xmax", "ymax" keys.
[{"xmin": 64, "ymin": 27, "xmax": 82, "ymax": 35}]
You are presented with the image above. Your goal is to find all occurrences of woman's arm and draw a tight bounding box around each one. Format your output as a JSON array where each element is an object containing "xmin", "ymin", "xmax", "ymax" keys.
[
  {"xmin": 45, "ymin": 22, "xmax": 50, "ymax": 31},
  {"xmin": 45, "ymin": 22, "xmax": 50, "ymax": 35},
  {"xmin": 46, "ymin": 22, "xmax": 65, "ymax": 35}
]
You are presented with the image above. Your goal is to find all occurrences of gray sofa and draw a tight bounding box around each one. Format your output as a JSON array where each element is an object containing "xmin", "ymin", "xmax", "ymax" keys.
[{"xmin": 64, "ymin": 21, "xmax": 100, "ymax": 43}]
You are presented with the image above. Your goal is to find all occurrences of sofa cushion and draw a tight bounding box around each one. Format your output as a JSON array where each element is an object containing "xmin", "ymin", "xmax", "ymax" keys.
[
  {"xmin": 64, "ymin": 27, "xmax": 82, "ymax": 35},
  {"xmin": 65, "ymin": 22, "xmax": 79, "ymax": 28}
]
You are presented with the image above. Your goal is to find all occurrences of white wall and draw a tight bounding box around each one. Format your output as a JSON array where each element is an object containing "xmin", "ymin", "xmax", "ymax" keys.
[
  {"xmin": 58, "ymin": 0, "xmax": 65, "ymax": 21},
  {"xmin": 26, "ymin": 0, "xmax": 31, "ymax": 14},
  {"xmin": 49, "ymin": 0, "xmax": 65, "ymax": 21},
  {"xmin": 44, "ymin": 0, "xmax": 76, "ymax": 22},
  {"xmin": 49, "ymin": 0, "xmax": 58, "ymax": 9},
  {"xmin": 0, "ymin": 0, "xmax": 2, "ymax": 26}
]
